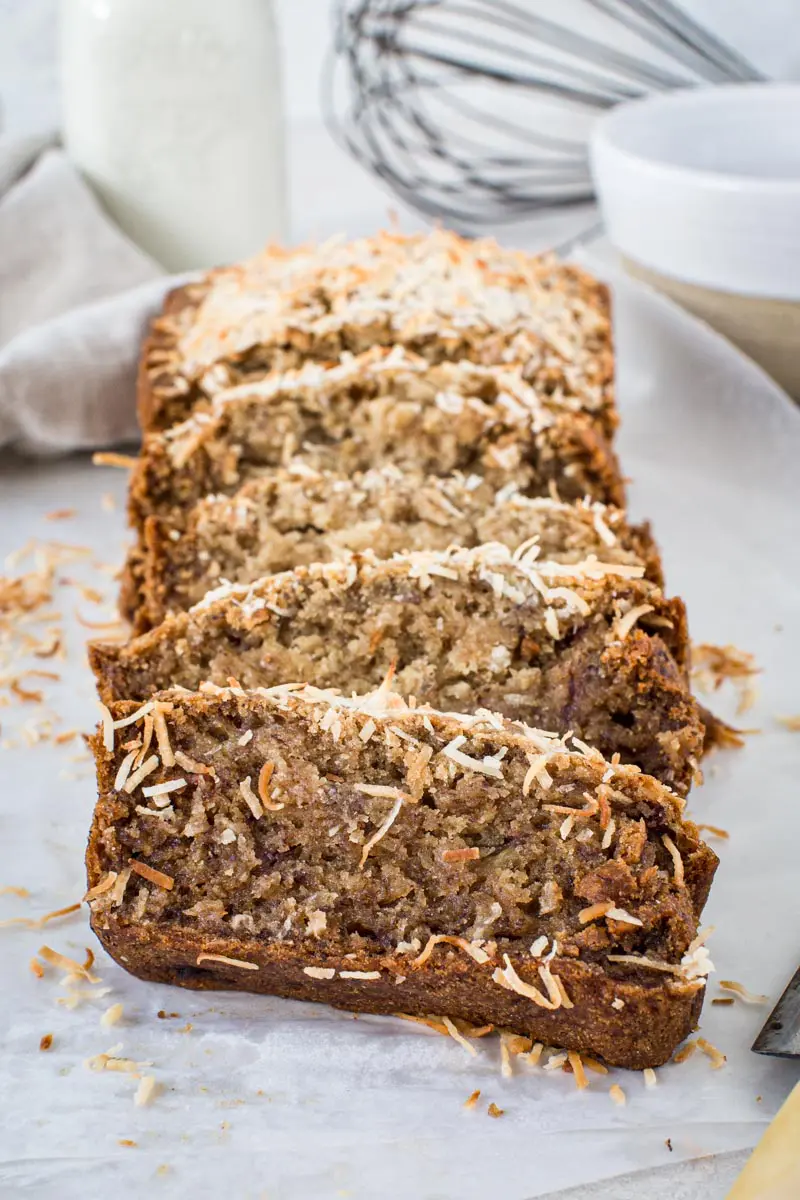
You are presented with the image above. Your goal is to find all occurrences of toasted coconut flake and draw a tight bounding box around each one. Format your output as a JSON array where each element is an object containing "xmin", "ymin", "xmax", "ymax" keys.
[
  {"xmin": 123, "ymin": 755, "xmax": 159, "ymax": 794},
  {"xmin": 441, "ymin": 847, "xmax": 480, "ymax": 864},
  {"xmin": 615, "ymin": 604, "xmax": 654, "ymax": 640},
  {"xmin": 778, "ymin": 714, "xmax": 800, "ymax": 731},
  {"xmin": 113, "ymin": 702, "xmax": 155, "ymax": 730},
  {"xmin": 567, "ymin": 1051, "xmax": 588, "ymax": 1090},
  {"xmin": 697, "ymin": 1037, "xmax": 726, "ymax": 1069},
  {"xmin": 10, "ymin": 677, "xmax": 42, "ymax": 702},
  {"xmin": 673, "ymin": 1039, "xmax": 698, "ymax": 1064},
  {"xmin": 239, "ymin": 776, "xmax": 263, "ymax": 820},
  {"xmin": 129, "ymin": 860, "xmax": 174, "ymax": 890},
  {"xmin": 101, "ymin": 1003, "xmax": 124, "ymax": 1028},
  {"xmin": 142, "ymin": 777, "xmax": 188, "ymax": 796},
  {"xmin": 601, "ymin": 818, "xmax": 616, "ymax": 850},
  {"xmin": 487, "ymin": 1102, "xmax": 504, "ymax": 1119},
  {"xmin": 493, "ymin": 955, "xmax": 559, "ymax": 1010},
  {"xmin": 523, "ymin": 753, "xmax": 553, "ymax": 795},
  {"xmin": 99, "ymin": 703, "xmax": 114, "ymax": 752},
  {"xmin": 303, "ymin": 966, "xmax": 335, "ymax": 980},
  {"xmin": 38, "ymin": 944, "xmax": 93, "ymax": 978},
  {"xmin": 359, "ymin": 718, "xmax": 377, "ymax": 743},
  {"xmin": 500, "ymin": 1033, "xmax": 513, "ymax": 1077},
  {"xmin": 92, "ymin": 452, "xmax": 139, "ymax": 469},
  {"xmin": 606, "ymin": 954, "xmax": 683, "ymax": 975},
  {"xmin": 719, "ymin": 980, "xmax": 769, "ymax": 1005},
  {"xmin": 662, "ymin": 834, "xmax": 685, "ymax": 887},
  {"xmin": 359, "ymin": 798, "xmax": 404, "ymax": 869},
  {"xmin": 39, "ymin": 1033, "xmax": 53, "ymax": 1051},
  {"xmin": 395, "ymin": 1013, "xmax": 449, "ymax": 1036},
  {"xmin": 76, "ymin": 611, "xmax": 126, "ymax": 630},
  {"xmin": 582, "ymin": 1057, "xmax": 608, "ymax": 1075},
  {"xmin": 196, "ymin": 953, "xmax": 258, "ymax": 971},
  {"xmin": 134, "ymin": 1075, "xmax": 159, "ymax": 1107},
  {"xmin": 523, "ymin": 1042, "xmax": 543, "ymax": 1066},
  {"xmin": 464, "ymin": 1089, "xmax": 481, "ymax": 1110},
  {"xmin": 442, "ymin": 736, "xmax": 504, "ymax": 778},
  {"xmin": 0, "ymin": 886, "xmax": 30, "ymax": 897},
  {"xmin": 681, "ymin": 927, "xmax": 715, "ymax": 980},
  {"xmin": 354, "ymin": 783, "xmax": 413, "ymax": 801},
  {"xmin": 554, "ymin": 974, "xmax": 574, "ymax": 1010},
  {"xmin": 257, "ymin": 761, "xmax": 284, "ymax": 810},
  {"xmin": 643, "ymin": 1067, "xmax": 657, "ymax": 1088},
  {"xmin": 174, "ymin": 750, "xmax": 215, "ymax": 776},
  {"xmin": 605, "ymin": 907, "xmax": 643, "ymax": 928},
  {"xmin": 692, "ymin": 642, "xmax": 759, "ymax": 691},
  {"xmin": 114, "ymin": 749, "xmax": 138, "ymax": 791},
  {"xmin": 579, "ymin": 901, "xmax": 613, "ymax": 924},
  {"xmin": 133, "ymin": 715, "xmax": 154, "ymax": 769},
  {"xmin": 443, "ymin": 1016, "xmax": 477, "ymax": 1058},
  {"xmin": 238, "ymin": 729, "xmax": 253, "ymax": 746},
  {"xmin": 109, "ymin": 867, "xmax": 132, "ymax": 907},
  {"xmin": 339, "ymin": 970, "xmax": 381, "ymax": 980},
  {"xmin": 609, "ymin": 1084, "xmax": 626, "ymax": 1106},
  {"xmin": 413, "ymin": 934, "xmax": 490, "ymax": 967},
  {"xmin": 542, "ymin": 1052, "xmax": 567, "ymax": 1071},
  {"xmin": 153, "ymin": 707, "xmax": 175, "ymax": 767},
  {"xmin": 0, "ymin": 901, "xmax": 82, "ymax": 930},
  {"xmin": 696, "ymin": 823, "xmax": 729, "ymax": 840},
  {"xmin": 539, "ymin": 962, "xmax": 573, "ymax": 1008},
  {"xmin": 559, "ymin": 815, "xmax": 574, "ymax": 839},
  {"xmin": 712, "ymin": 997, "xmax": 735, "ymax": 1006}
]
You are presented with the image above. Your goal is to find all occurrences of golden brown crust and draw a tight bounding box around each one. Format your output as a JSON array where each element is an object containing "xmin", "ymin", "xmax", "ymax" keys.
[
  {"xmin": 88, "ymin": 915, "xmax": 704, "ymax": 1070},
  {"xmin": 137, "ymin": 233, "xmax": 616, "ymax": 434},
  {"xmin": 136, "ymin": 282, "xmax": 208, "ymax": 432}
]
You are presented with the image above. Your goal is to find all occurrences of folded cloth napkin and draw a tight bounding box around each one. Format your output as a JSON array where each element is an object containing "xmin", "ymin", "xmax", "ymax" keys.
[{"xmin": 0, "ymin": 133, "xmax": 189, "ymax": 455}]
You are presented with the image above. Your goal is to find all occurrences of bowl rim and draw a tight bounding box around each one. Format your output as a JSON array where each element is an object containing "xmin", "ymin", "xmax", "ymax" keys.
[{"xmin": 592, "ymin": 83, "xmax": 800, "ymax": 192}]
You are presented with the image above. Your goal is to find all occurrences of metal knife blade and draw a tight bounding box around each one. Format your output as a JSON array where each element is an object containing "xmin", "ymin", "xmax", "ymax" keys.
[{"xmin": 752, "ymin": 966, "xmax": 800, "ymax": 1058}]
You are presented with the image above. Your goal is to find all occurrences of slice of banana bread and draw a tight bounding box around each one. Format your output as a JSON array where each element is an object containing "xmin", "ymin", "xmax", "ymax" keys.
[
  {"xmin": 86, "ymin": 686, "xmax": 717, "ymax": 1070},
  {"xmin": 130, "ymin": 346, "xmax": 624, "ymax": 535},
  {"xmin": 139, "ymin": 469, "xmax": 661, "ymax": 629},
  {"xmin": 91, "ymin": 545, "xmax": 702, "ymax": 793},
  {"xmin": 139, "ymin": 229, "xmax": 614, "ymax": 433}
]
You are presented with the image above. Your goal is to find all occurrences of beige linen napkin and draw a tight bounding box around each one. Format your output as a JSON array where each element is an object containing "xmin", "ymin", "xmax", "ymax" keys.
[{"xmin": 0, "ymin": 134, "xmax": 189, "ymax": 454}]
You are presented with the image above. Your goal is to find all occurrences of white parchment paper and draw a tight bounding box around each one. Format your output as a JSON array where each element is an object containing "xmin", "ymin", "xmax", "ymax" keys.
[{"xmin": 1, "ymin": 269, "xmax": 799, "ymax": 1199}]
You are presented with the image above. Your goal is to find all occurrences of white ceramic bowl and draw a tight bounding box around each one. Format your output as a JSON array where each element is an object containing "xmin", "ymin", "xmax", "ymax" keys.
[{"xmin": 590, "ymin": 84, "xmax": 800, "ymax": 301}]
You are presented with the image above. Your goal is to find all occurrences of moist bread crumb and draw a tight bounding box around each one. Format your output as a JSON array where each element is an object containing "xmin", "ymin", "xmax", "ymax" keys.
[
  {"xmin": 86, "ymin": 685, "xmax": 717, "ymax": 1070},
  {"xmin": 92, "ymin": 544, "xmax": 703, "ymax": 793},
  {"xmin": 139, "ymin": 468, "xmax": 661, "ymax": 629}
]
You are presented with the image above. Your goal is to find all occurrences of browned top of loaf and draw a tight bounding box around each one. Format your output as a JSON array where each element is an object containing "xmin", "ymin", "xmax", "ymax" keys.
[
  {"xmin": 130, "ymin": 345, "xmax": 624, "ymax": 533},
  {"xmin": 89, "ymin": 684, "xmax": 716, "ymax": 967},
  {"xmin": 139, "ymin": 229, "xmax": 614, "ymax": 431},
  {"xmin": 140, "ymin": 471, "xmax": 662, "ymax": 627}
]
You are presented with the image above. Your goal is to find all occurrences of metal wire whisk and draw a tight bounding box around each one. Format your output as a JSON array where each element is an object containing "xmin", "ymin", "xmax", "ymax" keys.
[{"xmin": 326, "ymin": 0, "xmax": 763, "ymax": 228}]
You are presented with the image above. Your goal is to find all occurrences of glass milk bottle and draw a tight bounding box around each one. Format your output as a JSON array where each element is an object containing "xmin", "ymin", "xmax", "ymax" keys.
[{"xmin": 61, "ymin": 0, "xmax": 287, "ymax": 270}]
